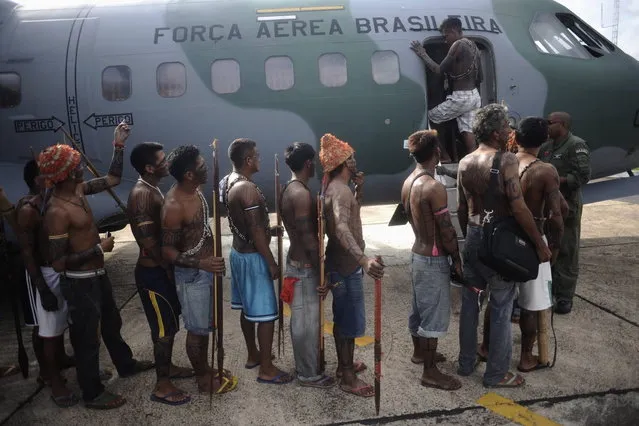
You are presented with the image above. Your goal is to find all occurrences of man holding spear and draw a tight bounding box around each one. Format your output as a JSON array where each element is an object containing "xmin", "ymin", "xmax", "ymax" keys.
[
  {"xmin": 161, "ymin": 145, "xmax": 236, "ymax": 395},
  {"xmin": 319, "ymin": 134, "xmax": 384, "ymax": 398},
  {"xmin": 280, "ymin": 142, "xmax": 335, "ymax": 388}
]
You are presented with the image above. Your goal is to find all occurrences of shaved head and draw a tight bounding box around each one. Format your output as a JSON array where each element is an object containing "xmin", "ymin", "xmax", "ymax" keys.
[
  {"xmin": 549, "ymin": 112, "xmax": 572, "ymax": 129},
  {"xmin": 548, "ymin": 111, "xmax": 572, "ymax": 140}
]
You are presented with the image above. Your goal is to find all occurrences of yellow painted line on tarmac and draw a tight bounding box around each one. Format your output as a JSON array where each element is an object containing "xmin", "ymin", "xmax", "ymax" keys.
[
  {"xmin": 477, "ymin": 393, "xmax": 561, "ymax": 426},
  {"xmin": 281, "ymin": 304, "xmax": 374, "ymax": 347}
]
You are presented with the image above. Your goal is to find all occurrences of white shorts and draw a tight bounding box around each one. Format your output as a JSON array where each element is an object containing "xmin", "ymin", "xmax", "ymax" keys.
[
  {"xmin": 428, "ymin": 88, "xmax": 481, "ymax": 133},
  {"xmin": 35, "ymin": 266, "xmax": 69, "ymax": 338},
  {"xmin": 518, "ymin": 237, "xmax": 553, "ymax": 311}
]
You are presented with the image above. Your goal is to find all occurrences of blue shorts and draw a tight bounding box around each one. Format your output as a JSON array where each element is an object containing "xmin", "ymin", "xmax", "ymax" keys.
[
  {"xmin": 230, "ymin": 249, "xmax": 278, "ymax": 323},
  {"xmin": 174, "ymin": 266, "xmax": 213, "ymax": 336},
  {"xmin": 329, "ymin": 267, "xmax": 366, "ymax": 338},
  {"xmin": 135, "ymin": 265, "xmax": 180, "ymax": 340}
]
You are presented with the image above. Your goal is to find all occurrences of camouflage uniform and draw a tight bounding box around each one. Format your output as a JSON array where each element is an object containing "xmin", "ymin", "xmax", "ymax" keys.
[{"xmin": 538, "ymin": 133, "xmax": 591, "ymax": 303}]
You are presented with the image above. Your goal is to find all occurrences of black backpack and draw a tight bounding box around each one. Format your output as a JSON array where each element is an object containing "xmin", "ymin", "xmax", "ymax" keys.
[{"xmin": 478, "ymin": 152, "xmax": 540, "ymax": 282}]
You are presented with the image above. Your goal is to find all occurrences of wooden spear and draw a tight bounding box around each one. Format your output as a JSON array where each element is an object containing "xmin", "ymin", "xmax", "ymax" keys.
[{"xmin": 274, "ymin": 154, "xmax": 284, "ymax": 357}]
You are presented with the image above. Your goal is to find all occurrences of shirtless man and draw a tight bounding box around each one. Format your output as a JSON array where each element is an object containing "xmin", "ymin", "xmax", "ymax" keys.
[
  {"xmin": 280, "ymin": 142, "xmax": 335, "ymax": 388},
  {"xmin": 402, "ymin": 130, "xmax": 462, "ymax": 391},
  {"xmin": 225, "ymin": 138, "xmax": 293, "ymax": 385},
  {"xmin": 43, "ymin": 123, "xmax": 154, "ymax": 409},
  {"xmin": 128, "ymin": 142, "xmax": 195, "ymax": 405},
  {"xmin": 411, "ymin": 17, "xmax": 482, "ymax": 158},
  {"xmin": 514, "ymin": 118, "xmax": 564, "ymax": 371},
  {"xmin": 161, "ymin": 145, "xmax": 236, "ymax": 394},
  {"xmin": 456, "ymin": 104, "xmax": 551, "ymax": 388},
  {"xmin": 15, "ymin": 160, "xmax": 77, "ymax": 406},
  {"xmin": 319, "ymin": 133, "xmax": 384, "ymax": 398}
]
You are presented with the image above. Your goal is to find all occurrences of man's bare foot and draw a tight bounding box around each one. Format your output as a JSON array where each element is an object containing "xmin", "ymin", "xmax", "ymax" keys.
[
  {"xmin": 339, "ymin": 377, "xmax": 375, "ymax": 397},
  {"xmin": 169, "ymin": 364, "xmax": 195, "ymax": 379},
  {"xmin": 151, "ymin": 380, "xmax": 191, "ymax": 405},
  {"xmin": 257, "ymin": 364, "xmax": 293, "ymax": 385},
  {"xmin": 336, "ymin": 360, "xmax": 367, "ymax": 378},
  {"xmin": 245, "ymin": 353, "xmax": 275, "ymax": 369},
  {"xmin": 421, "ymin": 367, "xmax": 462, "ymax": 391},
  {"xmin": 410, "ymin": 353, "xmax": 446, "ymax": 364},
  {"xmin": 196, "ymin": 373, "xmax": 238, "ymax": 394}
]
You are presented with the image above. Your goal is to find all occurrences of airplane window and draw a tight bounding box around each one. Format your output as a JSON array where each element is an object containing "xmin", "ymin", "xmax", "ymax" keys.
[
  {"xmin": 319, "ymin": 53, "xmax": 347, "ymax": 88},
  {"xmin": 0, "ymin": 72, "xmax": 21, "ymax": 108},
  {"xmin": 102, "ymin": 66, "xmax": 131, "ymax": 101},
  {"xmin": 211, "ymin": 59, "xmax": 241, "ymax": 94},
  {"xmin": 157, "ymin": 62, "xmax": 186, "ymax": 98},
  {"xmin": 371, "ymin": 51, "xmax": 400, "ymax": 85},
  {"xmin": 265, "ymin": 56, "xmax": 294, "ymax": 91},
  {"xmin": 530, "ymin": 13, "xmax": 607, "ymax": 60},
  {"xmin": 556, "ymin": 13, "xmax": 615, "ymax": 57}
]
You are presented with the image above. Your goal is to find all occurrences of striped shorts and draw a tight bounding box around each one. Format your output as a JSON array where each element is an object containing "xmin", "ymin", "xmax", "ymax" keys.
[{"xmin": 135, "ymin": 264, "xmax": 181, "ymax": 340}]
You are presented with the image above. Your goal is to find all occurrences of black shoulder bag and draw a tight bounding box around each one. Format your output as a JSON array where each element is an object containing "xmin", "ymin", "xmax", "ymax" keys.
[
  {"xmin": 478, "ymin": 152, "xmax": 540, "ymax": 282},
  {"xmin": 388, "ymin": 171, "xmax": 431, "ymax": 226}
]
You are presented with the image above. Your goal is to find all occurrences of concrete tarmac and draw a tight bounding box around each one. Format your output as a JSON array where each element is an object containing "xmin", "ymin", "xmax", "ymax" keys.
[{"xmin": 0, "ymin": 180, "xmax": 638, "ymax": 425}]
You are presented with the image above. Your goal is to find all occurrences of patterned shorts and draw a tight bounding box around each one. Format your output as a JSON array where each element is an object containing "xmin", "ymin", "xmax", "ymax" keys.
[{"xmin": 428, "ymin": 89, "xmax": 481, "ymax": 133}]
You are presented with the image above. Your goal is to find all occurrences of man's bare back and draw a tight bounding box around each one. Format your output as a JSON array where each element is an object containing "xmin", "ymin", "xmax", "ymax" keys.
[
  {"xmin": 280, "ymin": 180, "xmax": 317, "ymax": 268},
  {"xmin": 457, "ymin": 147, "xmax": 517, "ymax": 228},
  {"xmin": 128, "ymin": 184, "xmax": 166, "ymax": 268},
  {"xmin": 401, "ymin": 171, "xmax": 440, "ymax": 256}
]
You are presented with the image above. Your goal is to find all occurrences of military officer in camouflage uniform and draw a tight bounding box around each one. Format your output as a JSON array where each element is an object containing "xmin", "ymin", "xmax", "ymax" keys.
[{"xmin": 539, "ymin": 112, "xmax": 591, "ymax": 314}]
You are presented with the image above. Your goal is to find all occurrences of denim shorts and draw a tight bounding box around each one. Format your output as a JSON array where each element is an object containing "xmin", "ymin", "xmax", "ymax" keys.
[
  {"xmin": 174, "ymin": 266, "xmax": 213, "ymax": 336},
  {"xmin": 329, "ymin": 267, "xmax": 365, "ymax": 338},
  {"xmin": 408, "ymin": 254, "xmax": 451, "ymax": 338}
]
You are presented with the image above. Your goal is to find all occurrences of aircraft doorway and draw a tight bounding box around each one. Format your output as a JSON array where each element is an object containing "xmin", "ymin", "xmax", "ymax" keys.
[{"xmin": 422, "ymin": 38, "xmax": 496, "ymax": 162}]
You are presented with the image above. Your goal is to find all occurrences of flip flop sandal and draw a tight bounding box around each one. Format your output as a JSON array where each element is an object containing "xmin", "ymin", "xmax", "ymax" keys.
[
  {"xmin": 1, "ymin": 365, "xmax": 20, "ymax": 378},
  {"xmin": 517, "ymin": 363, "xmax": 550, "ymax": 373},
  {"xmin": 339, "ymin": 383, "xmax": 375, "ymax": 398},
  {"xmin": 299, "ymin": 375, "xmax": 336, "ymax": 389},
  {"xmin": 421, "ymin": 377, "xmax": 462, "ymax": 391},
  {"xmin": 484, "ymin": 372, "xmax": 525, "ymax": 388},
  {"xmin": 256, "ymin": 372, "xmax": 294, "ymax": 385},
  {"xmin": 51, "ymin": 393, "xmax": 80, "ymax": 408},
  {"xmin": 150, "ymin": 391, "xmax": 192, "ymax": 406},
  {"xmin": 85, "ymin": 391, "xmax": 127, "ymax": 410},
  {"xmin": 215, "ymin": 375, "xmax": 239, "ymax": 394},
  {"xmin": 336, "ymin": 361, "xmax": 367, "ymax": 378}
]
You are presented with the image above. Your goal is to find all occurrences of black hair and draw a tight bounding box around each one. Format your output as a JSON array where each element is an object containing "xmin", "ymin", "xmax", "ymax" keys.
[
  {"xmin": 130, "ymin": 142, "xmax": 164, "ymax": 175},
  {"xmin": 23, "ymin": 159, "xmax": 39, "ymax": 190},
  {"xmin": 228, "ymin": 138, "xmax": 257, "ymax": 169},
  {"xmin": 284, "ymin": 142, "xmax": 315, "ymax": 172},
  {"xmin": 516, "ymin": 117, "xmax": 549, "ymax": 149},
  {"xmin": 440, "ymin": 17, "xmax": 462, "ymax": 32},
  {"xmin": 168, "ymin": 145, "xmax": 200, "ymax": 182},
  {"xmin": 408, "ymin": 130, "xmax": 439, "ymax": 163}
]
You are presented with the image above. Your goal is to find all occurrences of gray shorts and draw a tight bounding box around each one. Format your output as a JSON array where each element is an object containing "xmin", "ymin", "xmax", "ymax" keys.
[
  {"xmin": 408, "ymin": 253, "xmax": 451, "ymax": 338},
  {"xmin": 428, "ymin": 89, "xmax": 481, "ymax": 133}
]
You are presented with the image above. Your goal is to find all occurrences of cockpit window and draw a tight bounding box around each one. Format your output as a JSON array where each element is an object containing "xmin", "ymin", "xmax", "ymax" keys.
[
  {"xmin": 530, "ymin": 13, "xmax": 615, "ymax": 59},
  {"xmin": 0, "ymin": 73, "xmax": 21, "ymax": 108},
  {"xmin": 556, "ymin": 13, "xmax": 615, "ymax": 56},
  {"xmin": 529, "ymin": 13, "xmax": 590, "ymax": 59}
]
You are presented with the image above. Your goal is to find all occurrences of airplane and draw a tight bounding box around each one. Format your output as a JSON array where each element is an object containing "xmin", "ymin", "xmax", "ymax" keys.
[{"xmin": 1, "ymin": 0, "xmax": 638, "ymax": 235}]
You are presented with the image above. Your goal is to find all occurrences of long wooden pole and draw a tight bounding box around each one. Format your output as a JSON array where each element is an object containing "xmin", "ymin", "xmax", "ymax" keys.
[
  {"xmin": 274, "ymin": 154, "xmax": 284, "ymax": 357},
  {"xmin": 317, "ymin": 192, "xmax": 326, "ymax": 373},
  {"xmin": 210, "ymin": 139, "xmax": 224, "ymax": 403},
  {"xmin": 59, "ymin": 126, "xmax": 127, "ymax": 214},
  {"xmin": 374, "ymin": 255, "xmax": 383, "ymax": 416}
]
